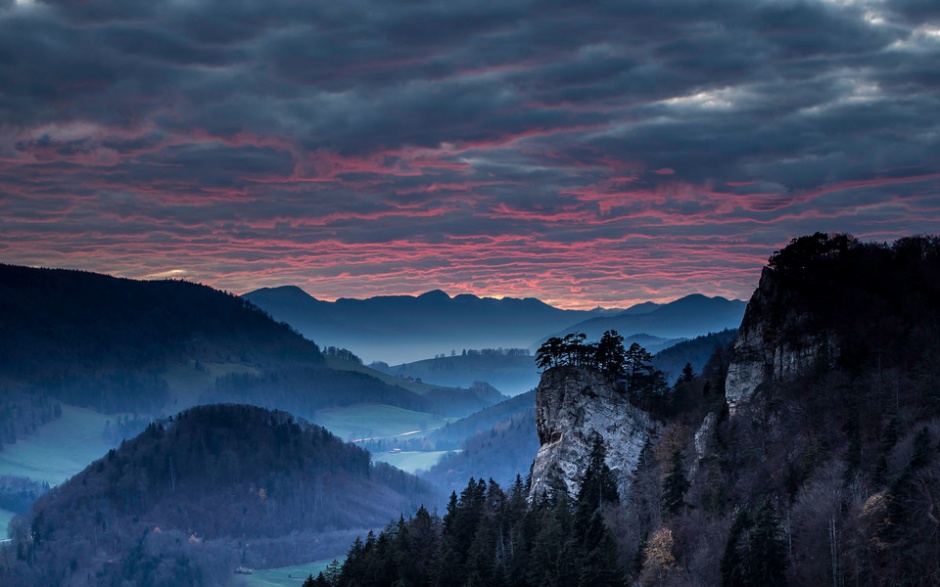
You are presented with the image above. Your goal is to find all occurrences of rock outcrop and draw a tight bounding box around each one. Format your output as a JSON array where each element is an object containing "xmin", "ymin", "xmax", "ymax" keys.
[
  {"xmin": 725, "ymin": 266, "xmax": 839, "ymax": 412},
  {"xmin": 529, "ymin": 366, "xmax": 652, "ymax": 500}
]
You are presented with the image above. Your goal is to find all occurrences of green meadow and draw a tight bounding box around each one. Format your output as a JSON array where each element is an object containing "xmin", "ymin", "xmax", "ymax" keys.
[
  {"xmin": 0, "ymin": 508, "xmax": 15, "ymax": 540},
  {"xmin": 371, "ymin": 449, "xmax": 453, "ymax": 473},
  {"xmin": 237, "ymin": 559, "xmax": 336, "ymax": 587},
  {"xmin": 313, "ymin": 404, "xmax": 449, "ymax": 442},
  {"xmin": 0, "ymin": 403, "xmax": 115, "ymax": 486}
]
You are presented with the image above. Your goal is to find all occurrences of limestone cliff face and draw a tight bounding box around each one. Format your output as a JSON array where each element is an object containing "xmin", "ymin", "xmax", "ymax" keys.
[
  {"xmin": 725, "ymin": 266, "xmax": 839, "ymax": 412},
  {"xmin": 529, "ymin": 366, "xmax": 652, "ymax": 500}
]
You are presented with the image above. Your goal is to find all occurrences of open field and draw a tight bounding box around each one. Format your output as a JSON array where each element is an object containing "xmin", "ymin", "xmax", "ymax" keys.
[
  {"xmin": 371, "ymin": 450, "xmax": 453, "ymax": 473},
  {"xmin": 323, "ymin": 356, "xmax": 445, "ymax": 396},
  {"xmin": 237, "ymin": 559, "xmax": 336, "ymax": 587},
  {"xmin": 0, "ymin": 508, "xmax": 16, "ymax": 540},
  {"xmin": 0, "ymin": 404, "xmax": 115, "ymax": 486},
  {"xmin": 313, "ymin": 404, "xmax": 449, "ymax": 443}
]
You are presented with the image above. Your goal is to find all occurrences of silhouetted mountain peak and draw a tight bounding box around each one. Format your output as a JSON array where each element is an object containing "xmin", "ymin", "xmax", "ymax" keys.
[
  {"xmin": 418, "ymin": 289, "xmax": 451, "ymax": 301},
  {"xmin": 258, "ymin": 284, "xmax": 318, "ymax": 299}
]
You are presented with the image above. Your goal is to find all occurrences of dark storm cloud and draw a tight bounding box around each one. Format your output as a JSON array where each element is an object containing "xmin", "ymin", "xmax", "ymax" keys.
[{"xmin": 1, "ymin": 0, "xmax": 938, "ymax": 307}]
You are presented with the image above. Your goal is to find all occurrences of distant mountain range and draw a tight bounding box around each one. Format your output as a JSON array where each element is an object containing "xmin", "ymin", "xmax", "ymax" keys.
[
  {"xmin": 547, "ymin": 293, "xmax": 746, "ymax": 342},
  {"xmin": 377, "ymin": 332, "xmax": 688, "ymax": 396},
  {"xmin": 242, "ymin": 287, "xmax": 609, "ymax": 364},
  {"xmin": 243, "ymin": 286, "xmax": 745, "ymax": 365}
]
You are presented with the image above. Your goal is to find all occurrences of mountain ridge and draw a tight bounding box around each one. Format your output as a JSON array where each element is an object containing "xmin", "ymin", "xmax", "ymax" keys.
[
  {"xmin": 244, "ymin": 286, "xmax": 742, "ymax": 365},
  {"xmin": 547, "ymin": 294, "xmax": 746, "ymax": 343}
]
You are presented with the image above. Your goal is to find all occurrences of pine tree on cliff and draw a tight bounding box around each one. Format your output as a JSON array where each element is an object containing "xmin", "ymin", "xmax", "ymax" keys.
[
  {"xmin": 536, "ymin": 337, "xmax": 564, "ymax": 370},
  {"xmin": 576, "ymin": 436, "xmax": 619, "ymax": 525},
  {"xmin": 575, "ymin": 438, "xmax": 623, "ymax": 587},
  {"xmin": 595, "ymin": 330, "xmax": 627, "ymax": 379}
]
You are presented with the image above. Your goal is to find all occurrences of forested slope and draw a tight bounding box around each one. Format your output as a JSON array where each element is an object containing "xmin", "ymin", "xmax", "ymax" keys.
[{"xmin": 1, "ymin": 404, "xmax": 436, "ymax": 586}]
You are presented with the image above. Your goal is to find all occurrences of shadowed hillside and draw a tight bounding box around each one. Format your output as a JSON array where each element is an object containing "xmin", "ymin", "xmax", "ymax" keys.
[{"xmin": 0, "ymin": 264, "xmax": 321, "ymax": 414}]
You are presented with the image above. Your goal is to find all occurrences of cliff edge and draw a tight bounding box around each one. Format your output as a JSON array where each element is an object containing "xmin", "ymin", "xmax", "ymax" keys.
[
  {"xmin": 528, "ymin": 366, "xmax": 652, "ymax": 500},
  {"xmin": 724, "ymin": 265, "xmax": 839, "ymax": 412}
]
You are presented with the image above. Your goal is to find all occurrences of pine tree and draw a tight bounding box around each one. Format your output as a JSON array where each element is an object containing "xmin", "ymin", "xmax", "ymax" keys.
[
  {"xmin": 577, "ymin": 511, "xmax": 622, "ymax": 587},
  {"xmin": 720, "ymin": 508, "xmax": 750, "ymax": 587},
  {"xmin": 661, "ymin": 449, "xmax": 690, "ymax": 517},
  {"xmin": 595, "ymin": 330, "xmax": 627, "ymax": 379},
  {"xmin": 577, "ymin": 438, "xmax": 619, "ymax": 517},
  {"xmin": 746, "ymin": 499, "xmax": 788, "ymax": 586}
]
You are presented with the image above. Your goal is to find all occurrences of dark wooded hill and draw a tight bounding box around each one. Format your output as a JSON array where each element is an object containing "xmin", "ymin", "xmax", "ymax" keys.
[
  {"xmin": 2, "ymin": 404, "xmax": 436, "ymax": 586},
  {"xmin": 0, "ymin": 263, "xmax": 321, "ymax": 413}
]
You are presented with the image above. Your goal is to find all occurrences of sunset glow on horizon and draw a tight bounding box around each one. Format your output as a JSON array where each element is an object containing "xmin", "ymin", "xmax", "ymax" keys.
[{"xmin": 2, "ymin": 0, "xmax": 938, "ymax": 309}]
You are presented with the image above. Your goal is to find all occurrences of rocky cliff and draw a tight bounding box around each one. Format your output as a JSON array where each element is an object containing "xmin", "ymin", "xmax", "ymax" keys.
[
  {"xmin": 529, "ymin": 366, "xmax": 652, "ymax": 500},
  {"xmin": 724, "ymin": 265, "xmax": 838, "ymax": 412}
]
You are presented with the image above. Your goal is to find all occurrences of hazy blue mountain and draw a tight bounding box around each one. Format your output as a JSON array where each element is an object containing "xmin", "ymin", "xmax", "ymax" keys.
[
  {"xmin": 546, "ymin": 293, "xmax": 746, "ymax": 343},
  {"xmin": 378, "ymin": 334, "xmax": 685, "ymax": 396},
  {"xmin": 652, "ymin": 328, "xmax": 739, "ymax": 383},
  {"xmin": 243, "ymin": 286, "xmax": 620, "ymax": 364},
  {"xmin": 618, "ymin": 300, "xmax": 661, "ymax": 314},
  {"xmin": 422, "ymin": 408, "xmax": 538, "ymax": 494},
  {"xmin": 374, "ymin": 350, "xmax": 538, "ymax": 396}
]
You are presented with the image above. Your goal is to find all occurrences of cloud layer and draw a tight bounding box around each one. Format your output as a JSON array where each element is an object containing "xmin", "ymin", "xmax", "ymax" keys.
[{"xmin": 2, "ymin": 0, "xmax": 938, "ymax": 307}]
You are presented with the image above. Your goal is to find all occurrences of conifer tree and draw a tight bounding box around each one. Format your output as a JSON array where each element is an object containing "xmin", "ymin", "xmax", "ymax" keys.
[
  {"xmin": 720, "ymin": 509, "xmax": 750, "ymax": 587},
  {"xmin": 661, "ymin": 448, "xmax": 690, "ymax": 517},
  {"xmin": 746, "ymin": 499, "xmax": 788, "ymax": 586},
  {"xmin": 595, "ymin": 330, "xmax": 627, "ymax": 379}
]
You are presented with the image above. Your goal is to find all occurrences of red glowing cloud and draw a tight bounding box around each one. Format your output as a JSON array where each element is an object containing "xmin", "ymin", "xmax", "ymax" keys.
[{"xmin": 2, "ymin": 0, "xmax": 939, "ymax": 309}]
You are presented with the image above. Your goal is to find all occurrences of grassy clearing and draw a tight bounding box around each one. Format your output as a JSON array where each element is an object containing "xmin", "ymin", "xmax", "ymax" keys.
[
  {"xmin": 0, "ymin": 403, "xmax": 115, "ymax": 486},
  {"xmin": 237, "ymin": 559, "xmax": 335, "ymax": 587},
  {"xmin": 323, "ymin": 356, "xmax": 455, "ymax": 397},
  {"xmin": 371, "ymin": 450, "xmax": 452, "ymax": 473},
  {"xmin": 0, "ymin": 508, "xmax": 16, "ymax": 540},
  {"xmin": 313, "ymin": 404, "xmax": 448, "ymax": 442}
]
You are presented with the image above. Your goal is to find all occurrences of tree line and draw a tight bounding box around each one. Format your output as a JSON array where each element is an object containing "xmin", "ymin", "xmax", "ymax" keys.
[
  {"xmin": 305, "ymin": 439, "xmax": 623, "ymax": 587},
  {"xmin": 537, "ymin": 332, "xmax": 672, "ymax": 414}
]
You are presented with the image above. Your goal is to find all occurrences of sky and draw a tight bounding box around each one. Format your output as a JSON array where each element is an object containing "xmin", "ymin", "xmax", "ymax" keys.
[{"xmin": 1, "ymin": 0, "xmax": 938, "ymax": 309}]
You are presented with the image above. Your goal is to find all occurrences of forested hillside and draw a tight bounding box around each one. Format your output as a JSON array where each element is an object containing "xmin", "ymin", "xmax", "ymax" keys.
[
  {"xmin": 305, "ymin": 446, "xmax": 622, "ymax": 587},
  {"xmin": 651, "ymin": 329, "xmax": 737, "ymax": 384},
  {"xmin": 0, "ymin": 404, "xmax": 435, "ymax": 586},
  {"xmin": 0, "ymin": 264, "xmax": 321, "ymax": 413}
]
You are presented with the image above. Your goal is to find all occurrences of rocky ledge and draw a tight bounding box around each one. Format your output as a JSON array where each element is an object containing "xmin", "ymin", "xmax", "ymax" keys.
[{"xmin": 528, "ymin": 365, "xmax": 652, "ymax": 501}]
